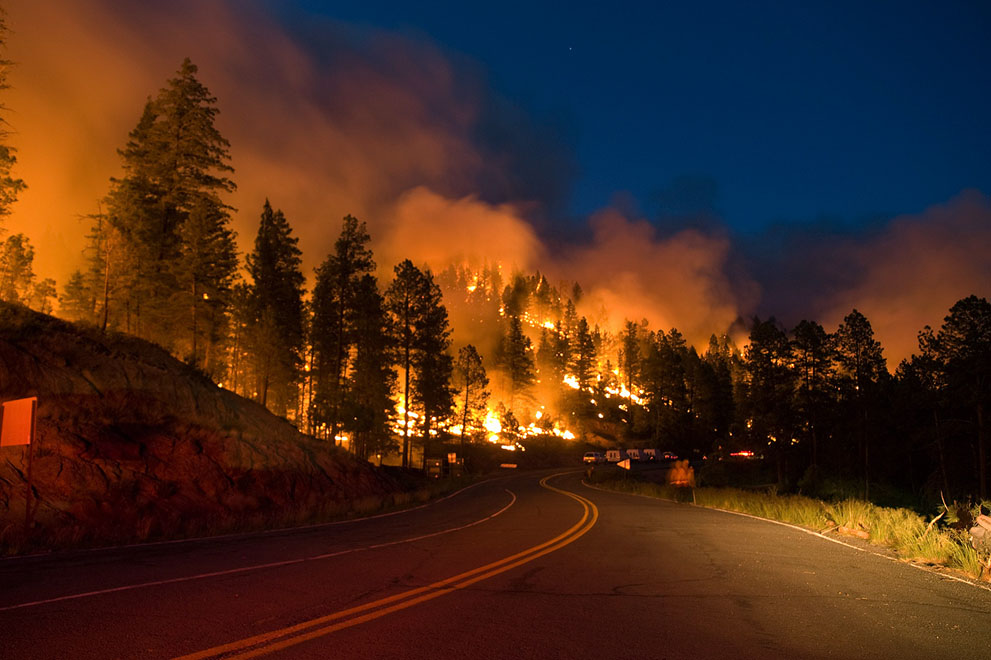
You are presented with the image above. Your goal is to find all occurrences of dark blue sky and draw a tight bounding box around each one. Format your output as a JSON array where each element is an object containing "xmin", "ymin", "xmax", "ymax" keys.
[{"xmin": 284, "ymin": 0, "xmax": 990, "ymax": 235}]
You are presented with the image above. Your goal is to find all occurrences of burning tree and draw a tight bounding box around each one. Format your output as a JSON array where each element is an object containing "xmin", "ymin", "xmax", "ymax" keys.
[
  {"xmin": 386, "ymin": 260, "xmax": 454, "ymax": 467},
  {"xmin": 454, "ymin": 344, "xmax": 490, "ymax": 447},
  {"xmin": 497, "ymin": 314, "xmax": 536, "ymax": 410},
  {"xmin": 310, "ymin": 215, "xmax": 375, "ymax": 442},
  {"xmin": 343, "ymin": 274, "xmax": 395, "ymax": 460}
]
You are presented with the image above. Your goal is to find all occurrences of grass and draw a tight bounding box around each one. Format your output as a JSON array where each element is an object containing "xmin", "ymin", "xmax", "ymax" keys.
[{"xmin": 589, "ymin": 470, "xmax": 989, "ymax": 582}]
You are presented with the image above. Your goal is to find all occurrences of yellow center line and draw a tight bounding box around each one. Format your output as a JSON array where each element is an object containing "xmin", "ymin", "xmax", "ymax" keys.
[{"xmin": 174, "ymin": 473, "xmax": 597, "ymax": 660}]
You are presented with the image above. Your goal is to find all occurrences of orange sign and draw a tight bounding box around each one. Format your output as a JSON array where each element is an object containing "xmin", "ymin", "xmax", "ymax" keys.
[{"xmin": 0, "ymin": 397, "xmax": 37, "ymax": 447}]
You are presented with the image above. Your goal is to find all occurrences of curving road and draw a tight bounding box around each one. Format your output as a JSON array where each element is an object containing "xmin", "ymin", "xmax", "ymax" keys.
[{"xmin": 1, "ymin": 470, "xmax": 989, "ymax": 659}]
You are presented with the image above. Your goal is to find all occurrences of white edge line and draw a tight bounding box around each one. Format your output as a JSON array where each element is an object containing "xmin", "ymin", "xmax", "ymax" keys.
[
  {"xmin": 0, "ymin": 488, "xmax": 518, "ymax": 613},
  {"xmin": 582, "ymin": 480, "xmax": 991, "ymax": 594}
]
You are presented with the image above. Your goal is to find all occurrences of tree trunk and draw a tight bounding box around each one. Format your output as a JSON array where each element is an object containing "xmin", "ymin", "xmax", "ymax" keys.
[
  {"xmin": 934, "ymin": 410, "xmax": 950, "ymax": 496},
  {"xmin": 190, "ymin": 280, "xmax": 198, "ymax": 367},
  {"xmin": 461, "ymin": 381, "xmax": 470, "ymax": 453},
  {"xmin": 401, "ymin": 289, "xmax": 412, "ymax": 469},
  {"xmin": 402, "ymin": 355, "xmax": 410, "ymax": 469},
  {"xmin": 101, "ymin": 242, "xmax": 112, "ymax": 333},
  {"xmin": 978, "ymin": 403, "xmax": 987, "ymax": 501}
]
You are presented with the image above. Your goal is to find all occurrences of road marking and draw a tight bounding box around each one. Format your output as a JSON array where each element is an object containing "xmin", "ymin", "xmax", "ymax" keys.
[
  {"xmin": 0, "ymin": 489, "xmax": 518, "ymax": 613},
  {"xmin": 174, "ymin": 473, "xmax": 598, "ymax": 660}
]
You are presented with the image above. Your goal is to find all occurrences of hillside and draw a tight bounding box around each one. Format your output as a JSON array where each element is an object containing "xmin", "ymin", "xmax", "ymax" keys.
[{"xmin": 0, "ymin": 303, "xmax": 402, "ymax": 553}]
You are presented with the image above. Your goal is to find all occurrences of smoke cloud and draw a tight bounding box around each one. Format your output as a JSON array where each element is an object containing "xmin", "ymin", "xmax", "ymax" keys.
[
  {"xmin": 819, "ymin": 191, "xmax": 991, "ymax": 363},
  {"xmin": 379, "ymin": 187, "xmax": 544, "ymax": 275},
  {"xmin": 3, "ymin": 0, "xmax": 988, "ymax": 364},
  {"xmin": 748, "ymin": 191, "xmax": 991, "ymax": 364},
  {"xmin": 558, "ymin": 209, "xmax": 757, "ymax": 347},
  {"xmin": 4, "ymin": 0, "xmax": 561, "ymax": 282}
]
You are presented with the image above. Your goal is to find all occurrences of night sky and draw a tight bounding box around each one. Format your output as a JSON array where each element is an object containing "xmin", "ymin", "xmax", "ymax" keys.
[{"xmin": 280, "ymin": 0, "xmax": 991, "ymax": 233}]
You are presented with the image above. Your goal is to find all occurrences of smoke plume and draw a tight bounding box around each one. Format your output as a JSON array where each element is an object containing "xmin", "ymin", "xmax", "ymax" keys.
[{"xmin": 3, "ymin": 0, "xmax": 988, "ymax": 364}]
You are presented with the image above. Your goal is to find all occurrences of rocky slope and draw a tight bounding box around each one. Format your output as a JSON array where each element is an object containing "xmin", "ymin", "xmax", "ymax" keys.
[{"xmin": 0, "ymin": 303, "xmax": 400, "ymax": 553}]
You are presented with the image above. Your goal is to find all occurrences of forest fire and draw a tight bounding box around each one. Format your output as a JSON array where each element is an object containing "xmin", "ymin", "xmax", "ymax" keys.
[{"xmin": 0, "ymin": 1, "xmax": 987, "ymax": 503}]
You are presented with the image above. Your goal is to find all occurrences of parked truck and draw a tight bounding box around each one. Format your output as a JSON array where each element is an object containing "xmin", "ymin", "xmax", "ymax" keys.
[{"xmin": 605, "ymin": 448, "xmax": 627, "ymax": 463}]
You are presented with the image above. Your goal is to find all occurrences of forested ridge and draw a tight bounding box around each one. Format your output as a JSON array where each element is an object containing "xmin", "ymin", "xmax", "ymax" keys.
[{"xmin": 0, "ymin": 51, "xmax": 988, "ymax": 508}]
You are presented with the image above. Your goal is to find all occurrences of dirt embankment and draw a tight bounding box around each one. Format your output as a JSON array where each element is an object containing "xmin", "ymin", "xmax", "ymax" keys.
[{"xmin": 0, "ymin": 303, "xmax": 401, "ymax": 553}]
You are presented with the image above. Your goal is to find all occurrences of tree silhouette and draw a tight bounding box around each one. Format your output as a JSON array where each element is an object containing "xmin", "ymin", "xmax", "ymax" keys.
[
  {"xmin": 245, "ymin": 200, "xmax": 305, "ymax": 414},
  {"xmin": 791, "ymin": 319, "xmax": 834, "ymax": 472},
  {"xmin": 835, "ymin": 309, "xmax": 886, "ymax": 499},
  {"xmin": 934, "ymin": 296, "xmax": 991, "ymax": 499},
  {"xmin": 310, "ymin": 215, "xmax": 374, "ymax": 442},
  {"xmin": 455, "ymin": 344, "xmax": 490, "ymax": 449},
  {"xmin": 385, "ymin": 260, "xmax": 453, "ymax": 467},
  {"xmin": 0, "ymin": 10, "xmax": 25, "ymax": 225},
  {"xmin": 99, "ymin": 58, "xmax": 235, "ymax": 347}
]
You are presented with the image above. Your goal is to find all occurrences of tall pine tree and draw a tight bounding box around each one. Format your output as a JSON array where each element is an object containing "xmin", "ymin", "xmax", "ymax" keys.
[
  {"xmin": 245, "ymin": 200, "xmax": 305, "ymax": 415},
  {"xmin": 0, "ymin": 9, "xmax": 25, "ymax": 225},
  {"xmin": 173, "ymin": 197, "xmax": 238, "ymax": 375},
  {"xmin": 455, "ymin": 344, "xmax": 489, "ymax": 448},
  {"xmin": 386, "ymin": 260, "xmax": 454, "ymax": 467},
  {"xmin": 310, "ymin": 215, "xmax": 375, "ymax": 441},
  {"xmin": 343, "ymin": 274, "xmax": 395, "ymax": 460},
  {"xmin": 834, "ymin": 309, "xmax": 886, "ymax": 498},
  {"xmin": 99, "ymin": 58, "xmax": 235, "ymax": 348}
]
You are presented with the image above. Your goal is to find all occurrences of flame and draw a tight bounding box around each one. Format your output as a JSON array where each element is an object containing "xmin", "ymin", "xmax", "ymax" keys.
[{"xmin": 483, "ymin": 410, "xmax": 502, "ymax": 434}]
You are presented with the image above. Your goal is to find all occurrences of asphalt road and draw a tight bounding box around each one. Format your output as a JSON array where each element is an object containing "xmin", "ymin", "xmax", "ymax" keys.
[{"xmin": 1, "ymin": 469, "xmax": 989, "ymax": 659}]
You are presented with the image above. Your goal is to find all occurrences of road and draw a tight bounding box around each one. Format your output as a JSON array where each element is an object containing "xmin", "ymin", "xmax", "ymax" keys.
[{"xmin": 1, "ymin": 469, "xmax": 989, "ymax": 659}]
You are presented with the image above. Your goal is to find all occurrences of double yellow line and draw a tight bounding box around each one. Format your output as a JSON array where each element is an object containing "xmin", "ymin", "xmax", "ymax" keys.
[{"xmin": 175, "ymin": 474, "xmax": 598, "ymax": 660}]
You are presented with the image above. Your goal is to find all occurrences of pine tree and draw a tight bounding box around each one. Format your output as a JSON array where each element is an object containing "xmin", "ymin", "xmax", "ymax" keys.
[
  {"xmin": 226, "ymin": 281, "xmax": 253, "ymax": 396},
  {"xmin": 455, "ymin": 344, "xmax": 490, "ymax": 447},
  {"xmin": 310, "ymin": 215, "xmax": 374, "ymax": 441},
  {"xmin": 0, "ymin": 9, "xmax": 25, "ymax": 226},
  {"xmin": 0, "ymin": 233, "xmax": 33, "ymax": 302},
  {"xmin": 344, "ymin": 274, "xmax": 395, "ymax": 459},
  {"xmin": 791, "ymin": 319, "xmax": 834, "ymax": 470},
  {"xmin": 83, "ymin": 211, "xmax": 135, "ymax": 332},
  {"xmin": 173, "ymin": 197, "xmax": 238, "ymax": 375},
  {"xmin": 499, "ymin": 315, "xmax": 536, "ymax": 409},
  {"xmin": 245, "ymin": 200, "xmax": 305, "ymax": 414},
  {"xmin": 387, "ymin": 260, "xmax": 420, "ymax": 465},
  {"xmin": 60, "ymin": 270, "xmax": 93, "ymax": 321},
  {"xmin": 385, "ymin": 260, "xmax": 454, "ymax": 467},
  {"xmin": 743, "ymin": 318, "xmax": 796, "ymax": 485},
  {"xmin": 536, "ymin": 327, "xmax": 557, "ymax": 380},
  {"xmin": 100, "ymin": 58, "xmax": 235, "ymax": 347},
  {"xmin": 29, "ymin": 278, "xmax": 56, "ymax": 314},
  {"xmin": 834, "ymin": 309, "xmax": 886, "ymax": 498},
  {"xmin": 619, "ymin": 320, "xmax": 642, "ymax": 427},
  {"xmin": 412, "ymin": 269, "xmax": 454, "ymax": 450},
  {"xmin": 934, "ymin": 296, "xmax": 991, "ymax": 499},
  {"xmin": 570, "ymin": 317, "xmax": 596, "ymax": 391}
]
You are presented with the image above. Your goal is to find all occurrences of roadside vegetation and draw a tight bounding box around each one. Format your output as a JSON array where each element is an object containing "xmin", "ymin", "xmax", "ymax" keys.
[{"xmin": 587, "ymin": 469, "xmax": 991, "ymax": 582}]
